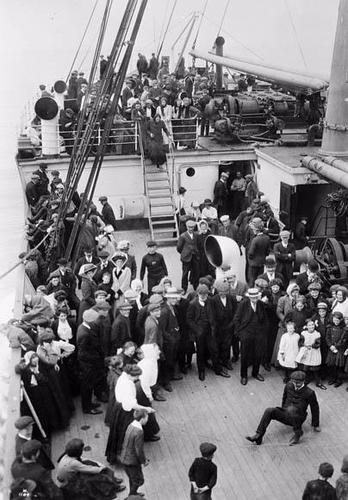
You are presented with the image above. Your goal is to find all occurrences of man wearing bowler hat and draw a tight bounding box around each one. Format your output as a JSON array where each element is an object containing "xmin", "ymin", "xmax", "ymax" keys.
[
  {"xmin": 177, "ymin": 219, "xmax": 200, "ymax": 293},
  {"xmin": 234, "ymin": 288, "xmax": 269, "ymax": 385},
  {"xmin": 246, "ymin": 370, "xmax": 320, "ymax": 446}
]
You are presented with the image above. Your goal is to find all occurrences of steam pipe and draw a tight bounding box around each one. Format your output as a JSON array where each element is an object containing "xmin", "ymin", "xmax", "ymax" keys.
[
  {"xmin": 189, "ymin": 48, "xmax": 328, "ymax": 93},
  {"xmin": 319, "ymin": 155, "xmax": 348, "ymax": 173},
  {"xmin": 215, "ymin": 36, "xmax": 225, "ymax": 91},
  {"xmin": 301, "ymin": 156, "xmax": 348, "ymax": 189}
]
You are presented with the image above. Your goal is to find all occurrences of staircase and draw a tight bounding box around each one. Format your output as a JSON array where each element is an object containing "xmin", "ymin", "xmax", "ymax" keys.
[
  {"xmin": 138, "ymin": 124, "xmax": 178, "ymax": 245},
  {"xmin": 144, "ymin": 161, "xmax": 178, "ymax": 245}
]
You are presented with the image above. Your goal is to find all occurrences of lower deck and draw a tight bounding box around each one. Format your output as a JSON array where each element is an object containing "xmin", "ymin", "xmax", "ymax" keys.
[{"xmin": 51, "ymin": 230, "xmax": 348, "ymax": 499}]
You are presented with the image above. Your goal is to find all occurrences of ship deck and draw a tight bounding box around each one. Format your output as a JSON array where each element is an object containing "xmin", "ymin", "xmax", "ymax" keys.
[{"xmin": 51, "ymin": 230, "xmax": 348, "ymax": 500}]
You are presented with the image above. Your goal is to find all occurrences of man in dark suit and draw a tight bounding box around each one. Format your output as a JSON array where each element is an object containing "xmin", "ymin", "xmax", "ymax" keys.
[
  {"xmin": 73, "ymin": 247, "xmax": 99, "ymax": 288},
  {"xmin": 176, "ymin": 219, "xmax": 200, "ymax": 293},
  {"xmin": 293, "ymin": 216, "xmax": 309, "ymax": 250},
  {"xmin": 247, "ymin": 218, "xmax": 270, "ymax": 286},
  {"xmin": 213, "ymin": 171, "xmax": 229, "ymax": 218},
  {"xmin": 257, "ymin": 256, "xmax": 284, "ymax": 287},
  {"xmin": 120, "ymin": 409, "xmax": 149, "ymax": 496},
  {"xmin": 99, "ymin": 195, "xmax": 117, "ymax": 230},
  {"xmin": 246, "ymin": 370, "xmax": 320, "ymax": 446},
  {"xmin": 273, "ymin": 230, "xmax": 296, "ymax": 287},
  {"xmin": 118, "ymin": 240, "xmax": 137, "ymax": 281},
  {"xmin": 234, "ymin": 288, "xmax": 269, "ymax": 385},
  {"xmin": 296, "ymin": 259, "xmax": 321, "ymax": 295},
  {"xmin": 210, "ymin": 280, "xmax": 238, "ymax": 370},
  {"xmin": 77, "ymin": 309, "xmax": 106, "ymax": 414},
  {"xmin": 110, "ymin": 302, "xmax": 132, "ymax": 354},
  {"xmin": 93, "ymin": 250, "xmax": 115, "ymax": 285},
  {"xmin": 186, "ymin": 284, "xmax": 230, "ymax": 381},
  {"xmin": 25, "ymin": 173, "xmax": 41, "ymax": 207},
  {"xmin": 54, "ymin": 257, "xmax": 80, "ymax": 312}
]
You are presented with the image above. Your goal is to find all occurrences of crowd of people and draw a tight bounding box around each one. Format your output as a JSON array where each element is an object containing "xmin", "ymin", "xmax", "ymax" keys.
[{"xmin": 11, "ymin": 122, "xmax": 348, "ymax": 497}]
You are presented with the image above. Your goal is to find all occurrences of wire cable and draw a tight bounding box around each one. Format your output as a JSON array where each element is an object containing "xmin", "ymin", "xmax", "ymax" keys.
[
  {"xmin": 192, "ymin": 0, "xmax": 209, "ymax": 50},
  {"xmin": 157, "ymin": 0, "xmax": 178, "ymax": 60},
  {"xmin": 284, "ymin": 0, "xmax": 307, "ymax": 70},
  {"xmin": 66, "ymin": 0, "xmax": 100, "ymax": 82}
]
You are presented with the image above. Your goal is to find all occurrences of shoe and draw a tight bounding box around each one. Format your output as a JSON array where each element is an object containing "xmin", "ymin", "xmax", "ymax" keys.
[
  {"xmin": 171, "ymin": 374, "xmax": 183, "ymax": 381},
  {"xmin": 225, "ymin": 360, "xmax": 233, "ymax": 370},
  {"xmin": 115, "ymin": 484, "xmax": 126, "ymax": 493},
  {"xmin": 334, "ymin": 381, "xmax": 342, "ymax": 388},
  {"xmin": 145, "ymin": 435, "xmax": 160, "ymax": 442},
  {"xmin": 163, "ymin": 383, "xmax": 173, "ymax": 392},
  {"xmin": 289, "ymin": 430, "xmax": 303, "ymax": 446},
  {"xmin": 328, "ymin": 379, "xmax": 335, "ymax": 385},
  {"xmin": 246, "ymin": 433, "xmax": 263, "ymax": 445},
  {"xmin": 316, "ymin": 383, "xmax": 327, "ymax": 390},
  {"xmin": 83, "ymin": 408, "xmax": 103, "ymax": 415},
  {"xmin": 253, "ymin": 374, "xmax": 265, "ymax": 382},
  {"xmin": 216, "ymin": 370, "xmax": 231, "ymax": 378},
  {"xmin": 313, "ymin": 426, "xmax": 321, "ymax": 432},
  {"xmin": 135, "ymin": 493, "xmax": 145, "ymax": 497},
  {"xmin": 263, "ymin": 363, "xmax": 271, "ymax": 372},
  {"xmin": 241, "ymin": 377, "xmax": 248, "ymax": 385},
  {"xmin": 153, "ymin": 393, "xmax": 166, "ymax": 402},
  {"xmin": 199, "ymin": 371, "xmax": 205, "ymax": 381}
]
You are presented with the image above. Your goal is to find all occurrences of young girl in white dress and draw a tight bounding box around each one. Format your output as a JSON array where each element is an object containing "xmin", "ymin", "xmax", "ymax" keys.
[
  {"xmin": 296, "ymin": 318, "xmax": 327, "ymax": 389},
  {"xmin": 277, "ymin": 319, "xmax": 300, "ymax": 383}
]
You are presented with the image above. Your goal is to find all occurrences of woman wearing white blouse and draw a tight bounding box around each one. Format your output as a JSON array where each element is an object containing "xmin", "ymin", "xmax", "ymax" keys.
[{"xmin": 105, "ymin": 364, "xmax": 154, "ymax": 464}]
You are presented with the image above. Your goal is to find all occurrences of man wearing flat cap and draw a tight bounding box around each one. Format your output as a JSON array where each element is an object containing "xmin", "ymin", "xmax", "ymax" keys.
[
  {"xmin": 15, "ymin": 416, "xmax": 54, "ymax": 471},
  {"xmin": 246, "ymin": 370, "xmax": 320, "ymax": 446},
  {"xmin": 273, "ymin": 229, "xmax": 296, "ymax": 287},
  {"xmin": 52, "ymin": 258, "xmax": 80, "ymax": 313},
  {"xmin": 234, "ymin": 288, "xmax": 269, "ymax": 385},
  {"xmin": 302, "ymin": 462, "xmax": 336, "ymax": 500},
  {"xmin": 25, "ymin": 173, "xmax": 41, "ymax": 207},
  {"xmin": 140, "ymin": 241, "xmax": 168, "ymax": 295},
  {"xmin": 110, "ymin": 302, "xmax": 133, "ymax": 354},
  {"xmin": 188, "ymin": 441, "xmax": 217, "ymax": 499},
  {"xmin": 99, "ymin": 195, "xmax": 117, "ymax": 231},
  {"xmin": 177, "ymin": 219, "xmax": 200, "ymax": 293},
  {"xmin": 11, "ymin": 440, "xmax": 62, "ymax": 499}
]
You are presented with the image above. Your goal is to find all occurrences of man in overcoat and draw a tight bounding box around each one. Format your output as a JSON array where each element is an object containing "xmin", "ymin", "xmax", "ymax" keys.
[
  {"xmin": 176, "ymin": 219, "xmax": 200, "ymax": 293},
  {"xmin": 273, "ymin": 230, "xmax": 296, "ymax": 288},
  {"xmin": 234, "ymin": 288, "xmax": 269, "ymax": 385}
]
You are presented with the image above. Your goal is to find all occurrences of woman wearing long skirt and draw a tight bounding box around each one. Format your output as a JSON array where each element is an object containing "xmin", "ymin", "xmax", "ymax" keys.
[
  {"xmin": 147, "ymin": 114, "xmax": 171, "ymax": 168},
  {"xmin": 137, "ymin": 343, "xmax": 160, "ymax": 441},
  {"xmin": 105, "ymin": 364, "xmax": 154, "ymax": 464}
]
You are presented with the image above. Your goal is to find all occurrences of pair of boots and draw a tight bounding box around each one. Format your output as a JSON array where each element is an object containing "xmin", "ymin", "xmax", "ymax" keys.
[{"xmin": 246, "ymin": 429, "xmax": 304, "ymax": 446}]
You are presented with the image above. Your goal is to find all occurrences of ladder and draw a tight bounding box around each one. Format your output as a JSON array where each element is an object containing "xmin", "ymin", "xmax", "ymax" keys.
[{"xmin": 139, "ymin": 124, "xmax": 178, "ymax": 245}]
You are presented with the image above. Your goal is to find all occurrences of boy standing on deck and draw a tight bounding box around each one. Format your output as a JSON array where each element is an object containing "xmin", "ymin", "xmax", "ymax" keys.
[
  {"xmin": 120, "ymin": 409, "xmax": 149, "ymax": 497},
  {"xmin": 140, "ymin": 241, "xmax": 168, "ymax": 295},
  {"xmin": 188, "ymin": 442, "xmax": 217, "ymax": 500}
]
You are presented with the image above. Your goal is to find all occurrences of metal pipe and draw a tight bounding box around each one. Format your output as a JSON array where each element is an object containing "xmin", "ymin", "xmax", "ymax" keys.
[
  {"xmin": 215, "ymin": 36, "xmax": 225, "ymax": 91},
  {"xmin": 189, "ymin": 48, "xmax": 328, "ymax": 93},
  {"xmin": 301, "ymin": 155, "xmax": 348, "ymax": 189},
  {"xmin": 220, "ymin": 50, "xmax": 329, "ymax": 82},
  {"xmin": 321, "ymin": 0, "xmax": 348, "ymax": 156},
  {"xmin": 319, "ymin": 155, "xmax": 348, "ymax": 173}
]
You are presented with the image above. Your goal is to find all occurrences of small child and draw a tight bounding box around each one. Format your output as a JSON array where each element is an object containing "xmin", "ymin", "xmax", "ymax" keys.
[
  {"xmin": 296, "ymin": 318, "xmax": 326, "ymax": 389},
  {"xmin": 277, "ymin": 319, "xmax": 300, "ymax": 383},
  {"xmin": 326, "ymin": 311, "xmax": 348, "ymax": 387},
  {"xmin": 140, "ymin": 241, "xmax": 168, "ymax": 295},
  {"xmin": 188, "ymin": 442, "xmax": 217, "ymax": 500}
]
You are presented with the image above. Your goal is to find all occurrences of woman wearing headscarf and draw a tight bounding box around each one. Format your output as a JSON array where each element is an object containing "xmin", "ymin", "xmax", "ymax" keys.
[
  {"xmin": 57, "ymin": 438, "xmax": 125, "ymax": 499},
  {"xmin": 78, "ymin": 263, "xmax": 97, "ymax": 324},
  {"xmin": 105, "ymin": 364, "xmax": 154, "ymax": 464},
  {"xmin": 17, "ymin": 351, "xmax": 69, "ymax": 433},
  {"xmin": 146, "ymin": 114, "xmax": 171, "ymax": 168}
]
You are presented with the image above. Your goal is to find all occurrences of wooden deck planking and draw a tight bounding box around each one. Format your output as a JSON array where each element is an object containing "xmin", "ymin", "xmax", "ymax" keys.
[{"xmin": 49, "ymin": 230, "xmax": 348, "ymax": 499}]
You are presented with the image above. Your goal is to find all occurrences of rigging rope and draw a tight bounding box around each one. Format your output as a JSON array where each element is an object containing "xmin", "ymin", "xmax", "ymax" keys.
[
  {"xmin": 217, "ymin": 0, "xmax": 230, "ymax": 37},
  {"xmin": 157, "ymin": 0, "xmax": 178, "ymax": 60},
  {"xmin": 192, "ymin": 0, "xmax": 209, "ymax": 50},
  {"xmin": 283, "ymin": 0, "xmax": 308, "ymax": 70},
  {"xmin": 66, "ymin": 0, "xmax": 100, "ymax": 82}
]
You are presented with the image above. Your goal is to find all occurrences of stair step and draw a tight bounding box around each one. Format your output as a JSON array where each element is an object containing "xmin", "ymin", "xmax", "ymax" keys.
[
  {"xmin": 153, "ymin": 227, "xmax": 177, "ymax": 234},
  {"xmin": 150, "ymin": 200, "xmax": 173, "ymax": 207},
  {"xmin": 147, "ymin": 182, "xmax": 170, "ymax": 189},
  {"xmin": 155, "ymin": 237, "xmax": 178, "ymax": 245},
  {"xmin": 145, "ymin": 172, "xmax": 168, "ymax": 180},
  {"xmin": 148, "ymin": 190, "xmax": 171, "ymax": 198},
  {"xmin": 150, "ymin": 209, "xmax": 174, "ymax": 217},
  {"xmin": 151, "ymin": 219, "xmax": 176, "ymax": 225}
]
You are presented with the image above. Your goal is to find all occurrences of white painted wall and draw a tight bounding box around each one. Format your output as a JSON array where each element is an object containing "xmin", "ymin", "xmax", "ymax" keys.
[{"xmin": 177, "ymin": 163, "xmax": 219, "ymax": 206}]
